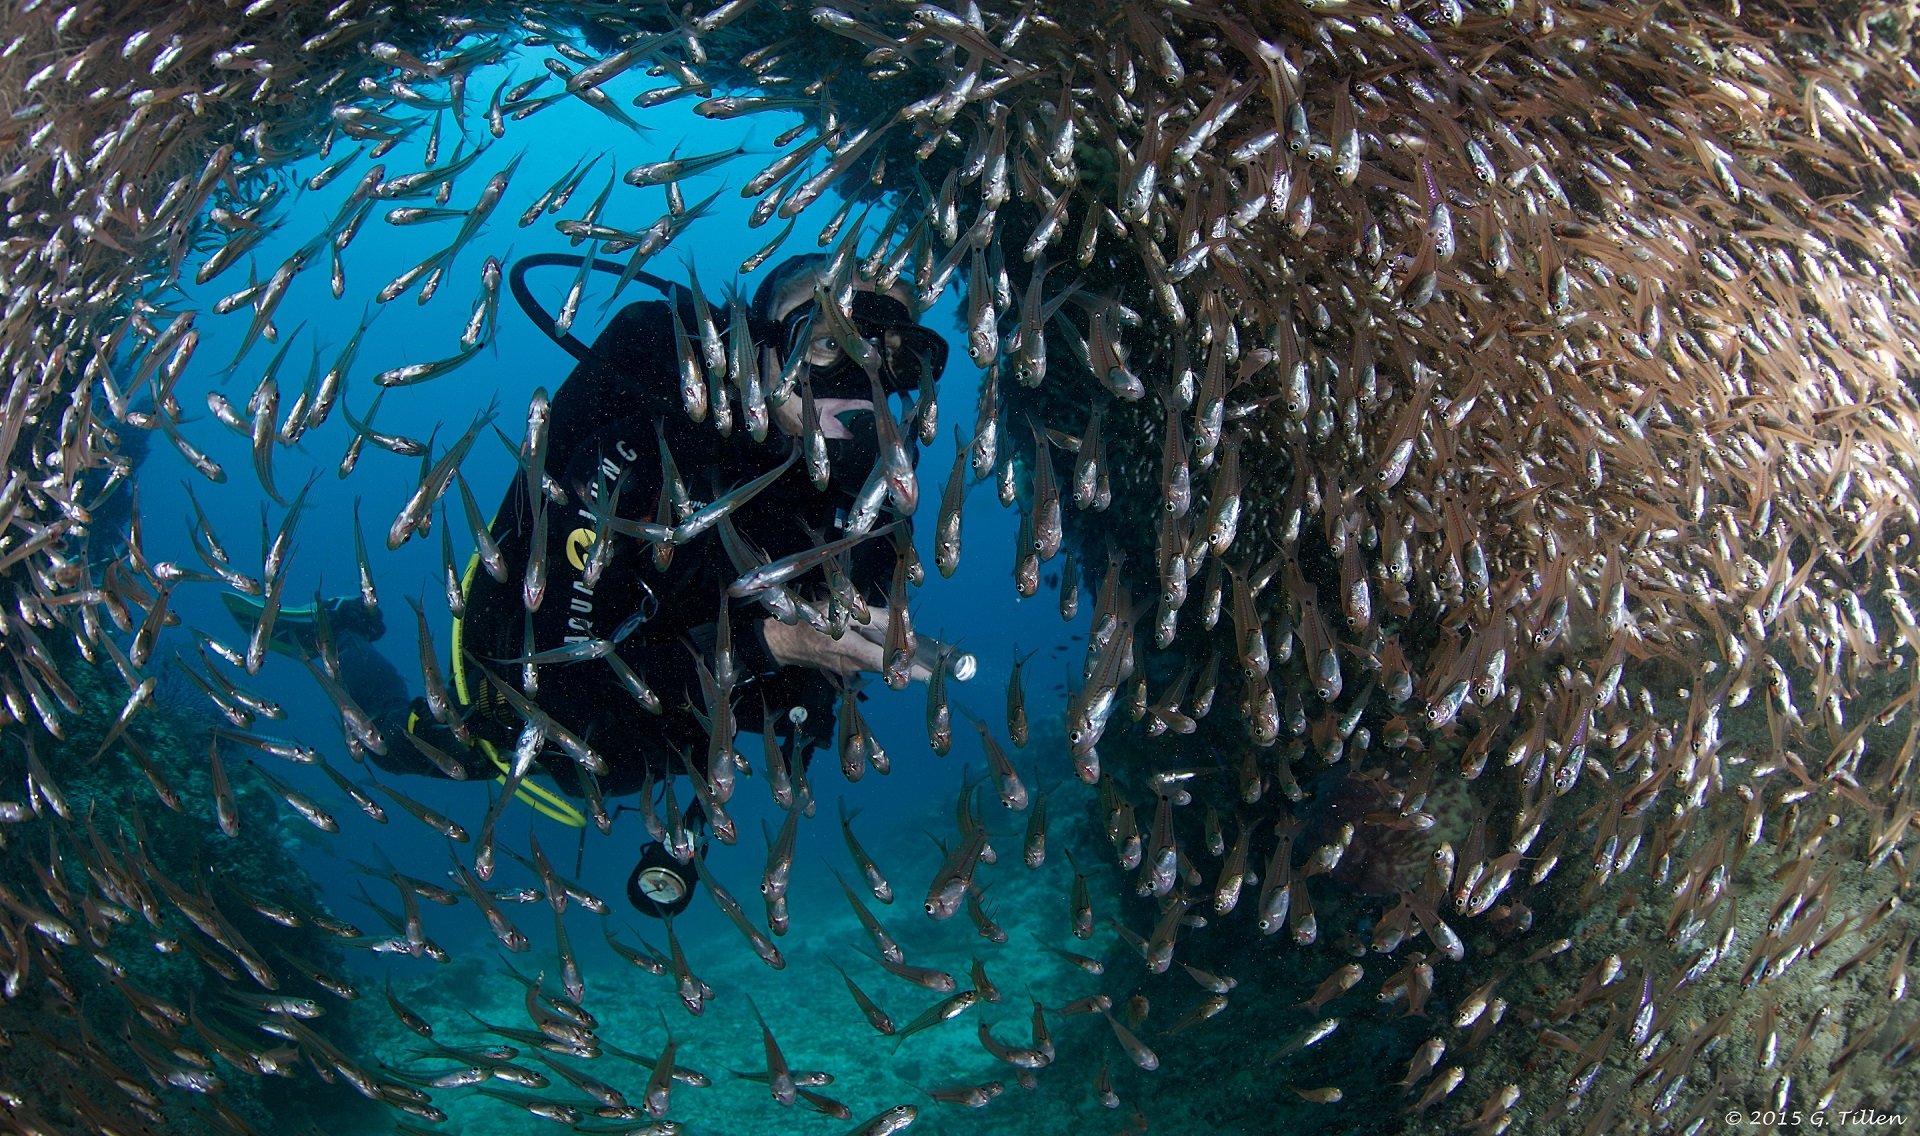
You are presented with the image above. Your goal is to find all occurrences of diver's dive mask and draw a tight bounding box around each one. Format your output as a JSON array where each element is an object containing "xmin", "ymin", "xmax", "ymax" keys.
[{"xmin": 779, "ymin": 290, "xmax": 948, "ymax": 397}]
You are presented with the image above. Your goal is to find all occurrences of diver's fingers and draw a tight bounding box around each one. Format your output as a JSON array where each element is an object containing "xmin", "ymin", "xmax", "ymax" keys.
[{"xmin": 762, "ymin": 617, "xmax": 875, "ymax": 677}]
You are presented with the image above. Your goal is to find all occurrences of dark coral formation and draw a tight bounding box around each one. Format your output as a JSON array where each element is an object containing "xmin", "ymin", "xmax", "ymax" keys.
[{"xmin": 0, "ymin": 637, "xmax": 383, "ymax": 1133}]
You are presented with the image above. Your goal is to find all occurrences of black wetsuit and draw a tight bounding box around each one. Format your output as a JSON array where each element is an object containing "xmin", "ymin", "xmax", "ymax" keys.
[{"xmin": 359, "ymin": 298, "xmax": 898, "ymax": 800}]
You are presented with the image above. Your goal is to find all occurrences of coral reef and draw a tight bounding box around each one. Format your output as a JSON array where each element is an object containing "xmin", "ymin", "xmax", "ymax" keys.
[{"xmin": 0, "ymin": 636, "xmax": 383, "ymax": 1133}]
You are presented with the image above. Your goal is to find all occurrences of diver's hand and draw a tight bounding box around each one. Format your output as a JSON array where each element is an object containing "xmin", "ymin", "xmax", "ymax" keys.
[{"xmin": 760, "ymin": 608, "xmax": 935, "ymax": 682}]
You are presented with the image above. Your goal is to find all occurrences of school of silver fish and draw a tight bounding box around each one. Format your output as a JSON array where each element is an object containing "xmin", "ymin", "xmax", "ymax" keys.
[{"xmin": 0, "ymin": 0, "xmax": 1919, "ymax": 1134}]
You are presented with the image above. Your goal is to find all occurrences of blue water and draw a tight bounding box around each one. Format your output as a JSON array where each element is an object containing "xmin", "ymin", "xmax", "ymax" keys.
[{"xmin": 141, "ymin": 44, "xmax": 1100, "ymax": 1135}]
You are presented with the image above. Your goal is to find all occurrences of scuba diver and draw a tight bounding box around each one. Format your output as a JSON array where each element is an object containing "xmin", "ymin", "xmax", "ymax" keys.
[{"xmin": 227, "ymin": 253, "xmax": 968, "ymax": 918}]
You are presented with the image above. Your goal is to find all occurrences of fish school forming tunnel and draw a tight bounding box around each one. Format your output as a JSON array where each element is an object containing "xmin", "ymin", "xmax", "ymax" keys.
[{"xmin": 0, "ymin": 2, "xmax": 1919, "ymax": 1135}]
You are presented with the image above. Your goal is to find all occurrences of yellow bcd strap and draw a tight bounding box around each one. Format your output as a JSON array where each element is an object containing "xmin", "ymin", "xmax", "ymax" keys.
[
  {"xmin": 478, "ymin": 739, "xmax": 589, "ymax": 828},
  {"xmin": 450, "ymin": 553, "xmax": 480, "ymax": 708},
  {"xmin": 404, "ymin": 709, "xmax": 586, "ymax": 827},
  {"xmin": 441, "ymin": 553, "xmax": 587, "ymax": 828}
]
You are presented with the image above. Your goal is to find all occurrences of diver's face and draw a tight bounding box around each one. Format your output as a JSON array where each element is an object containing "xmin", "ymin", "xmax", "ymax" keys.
[
  {"xmin": 770, "ymin": 374, "xmax": 882, "ymax": 446},
  {"xmin": 769, "ymin": 298, "xmax": 887, "ymax": 441},
  {"xmin": 771, "ymin": 385, "xmax": 874, "ymax": 440},
  {"xmin": 782, "ymin": 305, "xmax": 847, "ymax": 371},
  {"xmin": 767, "ymin": 357, "xmax": 878, "ymax": 449},
  {"xmin": 777, "ymin": 303, "xmax": 911, "ymax": 373}
]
